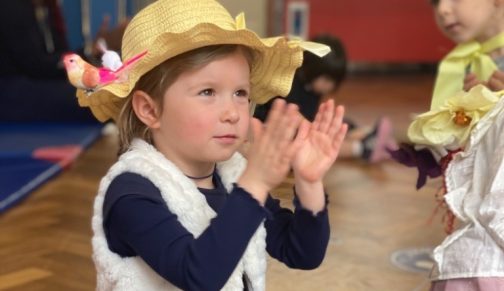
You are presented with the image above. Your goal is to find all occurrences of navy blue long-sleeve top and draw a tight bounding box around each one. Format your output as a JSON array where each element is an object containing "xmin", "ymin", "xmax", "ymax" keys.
[{"xmin": 103, "ymin": 172, "xmax": 330, "ymax": 290}]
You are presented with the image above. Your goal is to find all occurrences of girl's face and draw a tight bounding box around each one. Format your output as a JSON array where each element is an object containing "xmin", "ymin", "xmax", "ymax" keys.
[
  {"xmin": 432, "ymin": 0, "xmax": 501, "ymax": 43},
  {"xmin": 152, "ymin": 51, "xmax": 251, "ymax": 171}
]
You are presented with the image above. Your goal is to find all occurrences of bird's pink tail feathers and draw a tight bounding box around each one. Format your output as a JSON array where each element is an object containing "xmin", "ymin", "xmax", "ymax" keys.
[
  {"xmin": 116, "ymin": 50, "xmax": 148, "ymax": 74},
  {"xmin": 112, "ymin": 50, "xmax": 148, "ymax": 84}
]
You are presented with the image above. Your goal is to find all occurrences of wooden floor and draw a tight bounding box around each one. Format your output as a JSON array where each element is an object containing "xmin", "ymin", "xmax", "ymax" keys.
[{"xmin": 0, "ymin": 73, "xmax": 448, "ymax": 291}]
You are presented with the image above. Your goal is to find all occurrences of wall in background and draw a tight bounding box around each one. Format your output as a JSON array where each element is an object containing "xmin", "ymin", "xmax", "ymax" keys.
[
  {"xmin": 60, "ymin": 0, "xmax": 266, "ymax": 51},
  {"xmin": 60, "ymin": 0, "xmax": 452, "ymax": 63},
  {"xmin": 219, "ymin": 0, "xmax": 268, "ymax": 37},
  {"xmin": 61, "ymin": 0, "xmax": 151, "ymax": 51},
  {"xmin": 287, "ymin": 0, "xmax": 454, "ymax": 63}
]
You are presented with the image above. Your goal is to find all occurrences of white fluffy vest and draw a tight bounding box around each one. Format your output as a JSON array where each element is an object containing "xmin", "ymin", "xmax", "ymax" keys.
[{"xmin": 92, "ymin": 139, "xmax": 267, "ymax": 291}]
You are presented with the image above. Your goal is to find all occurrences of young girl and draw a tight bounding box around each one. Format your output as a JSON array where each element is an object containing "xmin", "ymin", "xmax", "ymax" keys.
[
  {"xmin": 430, "ymin": 0, "xmax": 504, "ymax": 110},
  {"xmin": 68, "ymin": 0, "xmax": 348, "ymax": 290},
  {"xmin": 415, "ymin": 0, "xmax": 504, "ymax": 289}
]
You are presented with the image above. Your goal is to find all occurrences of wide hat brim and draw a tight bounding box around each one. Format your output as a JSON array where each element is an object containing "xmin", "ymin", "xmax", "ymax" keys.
[{"xmin": 76, "ymin": 0, "xmax": 319, "ymax": 122}]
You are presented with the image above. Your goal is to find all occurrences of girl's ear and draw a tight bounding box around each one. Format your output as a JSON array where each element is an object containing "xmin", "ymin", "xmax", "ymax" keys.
[{"xmin": 131, "ymin": 90, "xmax": 161, "ymax": 129}]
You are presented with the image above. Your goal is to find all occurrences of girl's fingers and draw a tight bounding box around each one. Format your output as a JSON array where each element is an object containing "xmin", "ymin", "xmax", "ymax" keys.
[
  {"xmin": 464, "ymin": 73, "xmax": 477, "ymax": 81},
  {"xmin": 257, "ymin": 100, "xmax": 302, "ymax": 161},
  {"xmin": 463, "ymin": 74, "xmax": 481, "ymax": 91},
  {"xmin": 491, "ymin": 70, "xmax": 504, "ymax": 80},
  {"xmin": 312, "ymin": 101, "xmax": 325, "ymax": 131},
  {"xmin": 296, "ymin": 118, "xmax": 311, "ymax": 142},
  {"xmin": 284, "ymin": 136, "xmax": 303, "ymax": 163},
  {"xmin": 264, "ymin": 98, "xmax": 287, "ymax": 135},
  {"xmin": 280, "ymin": 104, "xmax": 301, "ymax": 138},
  {"xmin": 275, "ymin": 106, "xmax": 302, "ymax": 150},
  {"xmin": 265, "ymin": 99, "xmax": 297, "ymax": 138},
  {"xmin": 318, "ymin": 99, "xmax": 335, "ymax": 133},
  {"xmin": 489, "ymin": 74, "xmax": 504, "ymax": 91},
  {"xmin": 284, "ymin": 119, "xmax": 308, "ymax": 161},
  {"xmin": 332, "ymin": 123, "xmax": 348, "ymax": 152},
  {"xmin": 286, "ymin": 118, "xmax": 310, "ymax": 159},
  {"xmin": 249, "ymin": 118, "xmax": 263, "ymax": 142},
  {"xmin": 327, "ymin": 105, "xmax": 345, "ymax": 139}
]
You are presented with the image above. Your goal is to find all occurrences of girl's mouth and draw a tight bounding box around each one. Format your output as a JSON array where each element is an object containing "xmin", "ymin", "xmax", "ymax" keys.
[
  {"xmin": 214, "ymin": 135, "xmax": 238, "ymax": 144},
  {"xmin": 445, "ymin": 23, "xmax": 460, "ymax": 32}
]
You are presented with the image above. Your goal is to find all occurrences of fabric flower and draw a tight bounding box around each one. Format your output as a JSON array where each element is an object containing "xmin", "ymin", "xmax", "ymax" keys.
[
  {"xmin": 408, "ymin": 85, "xmax": 500, "ymax": 149},
  {"xmin": 387, "ymin": 143, "xmax": 442, "ymax": 189}
]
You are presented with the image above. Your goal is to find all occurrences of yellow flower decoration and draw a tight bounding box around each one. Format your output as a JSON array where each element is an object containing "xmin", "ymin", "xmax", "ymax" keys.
[{"xmin": 408, "ymin": 85, "xmax": 501, "ymax": 149}]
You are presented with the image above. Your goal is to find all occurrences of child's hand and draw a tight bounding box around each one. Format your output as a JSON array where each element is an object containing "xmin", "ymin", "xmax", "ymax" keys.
[
  {"xmin": 238, "ymin": 99, "xmax": 303, "ymax": 204},
  {"xmin": 464, "ymin": 71, "xmax": 504, "ymax": 92},
  {"xmin": 292, "ymin": 99, "xmax": 348, "ymax": 183},
  {"xmin": 463, "ymin": 73, "xmax": 483, "ymax": 91},
  {"xmin": 487, "ymin": 70, "xmax": 504, "ymax": 91}
]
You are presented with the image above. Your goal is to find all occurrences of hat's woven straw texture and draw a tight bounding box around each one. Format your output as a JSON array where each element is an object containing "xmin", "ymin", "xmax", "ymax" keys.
[{"xmin": 77, "ymin": 0, "xmax": 305, "ymax": 122}]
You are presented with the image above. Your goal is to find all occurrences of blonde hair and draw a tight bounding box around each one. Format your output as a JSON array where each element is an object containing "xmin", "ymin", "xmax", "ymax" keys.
[{"xmin": 117, "ymin": 44, "xmax": 256, "ymax": 154}]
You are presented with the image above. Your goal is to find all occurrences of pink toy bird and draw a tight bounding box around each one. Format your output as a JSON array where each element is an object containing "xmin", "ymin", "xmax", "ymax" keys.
[{"xmin": 63, "ymin": 50, "xmax": 147, "ymax": 93}]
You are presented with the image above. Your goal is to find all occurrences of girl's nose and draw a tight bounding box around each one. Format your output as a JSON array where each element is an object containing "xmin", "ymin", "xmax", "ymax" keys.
[
  {"xmin": 220, "ymin": 100, "xmax": 240, "ymax": 123},
  {"xmin": 436, "ymin": 0, "xmax": 451, "ymax": 17}
]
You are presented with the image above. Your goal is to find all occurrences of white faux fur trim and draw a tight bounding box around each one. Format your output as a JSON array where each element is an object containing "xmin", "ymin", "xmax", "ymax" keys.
[{"xmin": 92, "ymin": 139, "xmax": 266, "ymax": 290}]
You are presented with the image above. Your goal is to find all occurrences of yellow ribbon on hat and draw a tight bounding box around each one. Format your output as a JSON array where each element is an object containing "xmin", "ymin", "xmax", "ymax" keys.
[
  {"xmin": 431, "ymin": 31, "xmax": 504, "ymax": 110},
  {"xmin": 296, "ymin": 40, "xmax": 331, "ymax": 57},
  {"xmin": 235, "ymin": 12, "xmax": 246, "ymax": 30},
  {"xmin": 286, "ymin": 35, "xmax": 331, "ymax": 58}
]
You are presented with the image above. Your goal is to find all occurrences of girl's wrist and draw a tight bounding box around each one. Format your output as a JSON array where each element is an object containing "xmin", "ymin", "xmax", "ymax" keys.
[
  {"xmin": 294, "ymin": 177, "xmax": 325, "ymax": 214},
  {"xmin": 237, "ymin": 175, "xmax": 268, "ymax": 205},
  {"xmin": 295, "ymin": 178, "xmax": 323, "ymax": 196},
  {"xmin": 292, "ymin": 168, "xmax": 323, "ymax": 189}
]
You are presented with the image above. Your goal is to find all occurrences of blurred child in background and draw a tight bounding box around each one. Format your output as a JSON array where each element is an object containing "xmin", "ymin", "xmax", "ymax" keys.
[{"xmin": 430, "ymin": 0, "xmax": 504, "ymax": 110}]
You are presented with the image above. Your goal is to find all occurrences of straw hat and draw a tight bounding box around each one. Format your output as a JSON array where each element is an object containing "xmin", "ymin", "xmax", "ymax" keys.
[{"xmin": 76, "ymin": 0, "xmax": 329, "ymax": 122}]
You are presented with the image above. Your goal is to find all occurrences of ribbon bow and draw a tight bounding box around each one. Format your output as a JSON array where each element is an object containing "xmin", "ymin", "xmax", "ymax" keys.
[{"xmin": 431, "ymin": 31, "xmax": 504, "ymax": 110}]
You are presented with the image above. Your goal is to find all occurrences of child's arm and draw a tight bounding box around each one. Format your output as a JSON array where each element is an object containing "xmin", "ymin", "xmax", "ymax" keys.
[
  {"xmin": 237, "ymin": 99, "xmax": 304, "ymax": 204},
  {"xmin": 260, "ymin": 102, "xmax": 346, "ymax": 269},
  {"xmin": 263, "ymin": 193, "xmax": 330, "ymax": 269},
  {"xmin": 291, "ymin": 99, "xmax": 348, "ymax": 214}
]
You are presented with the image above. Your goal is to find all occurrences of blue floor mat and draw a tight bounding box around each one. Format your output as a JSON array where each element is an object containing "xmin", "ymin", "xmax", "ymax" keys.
[{"xmin": 0, "ymin": 123, "xmax": 103, "ymax": 213}]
